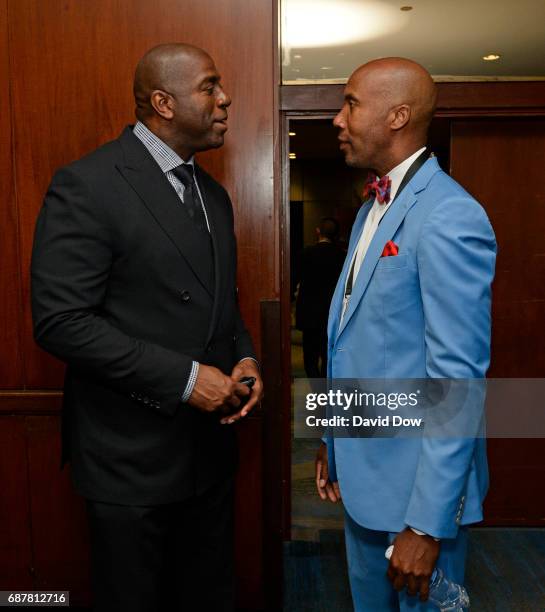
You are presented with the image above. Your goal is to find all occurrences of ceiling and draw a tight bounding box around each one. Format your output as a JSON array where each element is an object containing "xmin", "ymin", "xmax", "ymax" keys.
[{"xmin": 281, "ymin": 0, "xmax": 545, "ymax": 83}]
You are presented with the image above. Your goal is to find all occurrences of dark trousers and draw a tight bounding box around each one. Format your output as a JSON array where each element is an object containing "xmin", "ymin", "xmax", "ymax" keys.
[
  {"xmin": 86, "ymin": 477, "xmax": 235, "ymax": 612},
  {"xmin": 302, "ymin": 327, "xmax": 328, "ymax": 378}
]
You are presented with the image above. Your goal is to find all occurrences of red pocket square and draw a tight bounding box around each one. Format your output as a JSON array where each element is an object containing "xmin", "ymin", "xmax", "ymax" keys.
[{"xmin": 381, "ymin": 240, "xmax": 399, "ymax": 257}]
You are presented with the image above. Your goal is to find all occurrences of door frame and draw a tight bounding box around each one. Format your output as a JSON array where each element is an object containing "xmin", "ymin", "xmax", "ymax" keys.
[{"xmin": 277, "ymin": 80, "xmax": 545, "ymax": 546}]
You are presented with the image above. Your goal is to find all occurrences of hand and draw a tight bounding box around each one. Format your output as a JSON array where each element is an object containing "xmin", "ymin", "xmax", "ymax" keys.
[
  {"xmin": 220, "ymin": 359, "xmax": 264, "ymax": 425},
  {"xmin": 387, "ymin": 528, "xmax": 440, "ymax": 601},
  {"xmin": 187, "ymin": 364, "xmax": 250, "ymax": 415},
  {"xmin": 315, "ymin": 442, "xmax": 341, "ymax": 502}
]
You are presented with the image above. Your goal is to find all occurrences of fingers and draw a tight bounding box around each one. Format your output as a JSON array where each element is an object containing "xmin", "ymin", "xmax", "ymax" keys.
[
  {"xmin": 406, "ymin": 574, "xmax": 419, "ymax": 597},
  {"xmin": 315, "ymin": 458, "xmax": 327, "ymax": 500},
  {"xmin": 240, "ymin": 379, "xmax": 263, "ymax": 417},
  {"xmin": 315, "ymin": 445, "xmax": 339, "ymax": 502},
  {"xmin": 220, "ymin": 381, "xmax": 259, "ymax": 424},
  {"xmin": 418, "ymin": 577, "xmax": 430, "ymax": 602},
  {"xmin": 325, "ymin": 482, "xmax": 339, "ymax": 503},
  {"xmin": 392, "ymin": 571, "xmax": 407, "ymax": 592},
  {"xmin": 386, "ymin": 566, "xmax": 429, "ymax": 601}
]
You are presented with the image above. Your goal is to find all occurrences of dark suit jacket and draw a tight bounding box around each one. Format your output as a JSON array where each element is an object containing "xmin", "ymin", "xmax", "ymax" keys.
[
  {"xmin": 295, "ymin": 241, "xmax": 346, "ymax": 331},
  {"xmin": 31, "ymin": 126, "xmax": 256, "ymax": 505}
]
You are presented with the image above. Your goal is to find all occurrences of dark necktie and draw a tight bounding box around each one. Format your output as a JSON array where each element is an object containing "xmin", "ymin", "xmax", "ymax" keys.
[{"xmin": 172, "ymin": 164, "xmax": 207, "ymax": 232}]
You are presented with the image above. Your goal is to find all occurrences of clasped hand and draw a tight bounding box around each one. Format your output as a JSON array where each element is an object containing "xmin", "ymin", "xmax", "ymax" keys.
[{"xmin": 188, "ymin": 360, "xmax": 263, "ymax": 424}]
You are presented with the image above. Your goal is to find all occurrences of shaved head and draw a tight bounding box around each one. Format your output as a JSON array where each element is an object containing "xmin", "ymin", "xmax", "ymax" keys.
[
  {"xmin": 132, "ymin": 43, "xmax": 231, "ymax": 160},
  {"xmin": 352, "ymin": 57, "xmax": 436, "ymax": 139},
  {"xmin": 134, "ymin": 43, "xmax": 211, "ymax": 121},
  {"xmin": 334, "ymin": 57, "xmax": 437, "ymax": 175}
]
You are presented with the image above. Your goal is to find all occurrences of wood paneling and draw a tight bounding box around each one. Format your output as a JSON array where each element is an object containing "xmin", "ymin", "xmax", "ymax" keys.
[
  {"xmin": 0, "ymin": 418, "xmax": 32, "ymax": 589},
  {"xmin": 451, "ymin": 118, "xmax": 545, "ymax": 524},
  {"xmin": 9, "ymin": 0, "xmax": 276, "ymax": 389},
  {"xmin": 451, "ymin": 119, "xmax": 545, "ymax": 377},
  {"xmin": 280, "ymin": 82, "xmax": 545, "ymax": 116},
  {"xmin": 26, "ymin": 416, "xmax": 91, "ymax": 604},
  {"xmin": 261, "ymin": 299, "xmax": 287, "ymax": 611},
  {"xmin": 4, "ymin": 1, "xmax": 278, "ymax": 607},
  {"xmin": 0, "ymin": 0, "xmax": 24, "ymax": 388}
]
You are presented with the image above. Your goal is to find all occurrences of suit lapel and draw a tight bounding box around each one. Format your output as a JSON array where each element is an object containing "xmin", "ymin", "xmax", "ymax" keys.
[
  {"xmin": 195, "ymin": 165, "xmax": 229, "ymax": 345},
  {"xmin": 336, "ymin": 187, "xmax": 417, "ymax": 341},
  {"xmin": 116, "ymin": 127, "xmax": 215, "ymax": 297}
]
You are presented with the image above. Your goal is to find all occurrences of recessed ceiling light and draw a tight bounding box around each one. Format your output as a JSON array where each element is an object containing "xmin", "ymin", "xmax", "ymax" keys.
[
  {"xmin": 289, "ymin": 132, "xmax": 296, "ymax": 137},
  {"xmin": 321, "ymin": 66, "xmax": 333, "ymax": 70},
  {"xmin": 400, "ymin": 5, "xmax": 413, "ymax": 10},
  {"xmin": 289, "ymin": 153, "xmax": 297, "ymax": 159},
  {"xmin": 483, "ymin": 53, "xmax": 501, "ymax": 61},
  {"xmin": 293, "ymin": 54, "xmax": 302, "ymax": 59}
]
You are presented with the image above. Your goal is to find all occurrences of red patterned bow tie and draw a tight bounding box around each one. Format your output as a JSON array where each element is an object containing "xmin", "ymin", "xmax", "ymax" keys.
[{"xmin": 362, "ymin": 173, "xmax": 392, "ymax": 205}]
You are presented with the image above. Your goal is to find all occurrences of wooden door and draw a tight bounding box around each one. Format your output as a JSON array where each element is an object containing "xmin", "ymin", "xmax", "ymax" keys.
[{"xmin": 451, "ymin": 119, "xmax": 545, "ymax": 525}]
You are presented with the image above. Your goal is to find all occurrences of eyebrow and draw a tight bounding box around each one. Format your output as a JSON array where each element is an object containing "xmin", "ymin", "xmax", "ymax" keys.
[
  {"xmin": 200, "ymin": 73, "xmax": 221, "ymax": 87},
  {"xmin": 344, "ymin": 92, "xmax": 357, "ymax": 103}
]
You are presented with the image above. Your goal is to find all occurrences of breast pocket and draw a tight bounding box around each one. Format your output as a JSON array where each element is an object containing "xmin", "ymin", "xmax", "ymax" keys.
[
  {"xmin": 374, "ymin": 254, "xmax": 419, "ymax": 316},
  {"xmin": 375, "ymin": 254, "xmax": 408, "ymax": 271}
]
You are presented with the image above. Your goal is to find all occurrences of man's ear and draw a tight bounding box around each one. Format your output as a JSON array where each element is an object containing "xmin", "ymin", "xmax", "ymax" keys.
[
  {"xmin": 390, "ymin": 104, "xmax": 411, "ymax": 131},
  {"xmin": 150, "ymin": 90, "xmax": 175, "ymax": 120}
]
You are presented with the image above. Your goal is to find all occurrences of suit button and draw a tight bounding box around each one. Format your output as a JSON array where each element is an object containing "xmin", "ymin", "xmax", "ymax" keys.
[{"xmin": 181, "ymin": 290, "xmax": 190, "ymax": 302}]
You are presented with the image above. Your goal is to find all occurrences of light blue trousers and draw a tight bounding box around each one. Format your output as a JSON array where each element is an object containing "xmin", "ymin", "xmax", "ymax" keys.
[{"xmin": 344, "ymin": 509, "xmax": 468, "ymax": 611}]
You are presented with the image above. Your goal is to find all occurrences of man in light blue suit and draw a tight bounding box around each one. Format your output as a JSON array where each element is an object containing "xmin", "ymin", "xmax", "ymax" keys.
[{"xmin": 315, "ymin": 58, "xmax": 496, "ymax": 610}]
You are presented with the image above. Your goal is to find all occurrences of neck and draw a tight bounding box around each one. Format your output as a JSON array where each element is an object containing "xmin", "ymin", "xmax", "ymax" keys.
[
  {"xmin": 372, "ymin": 141, "xmax": 426, "ymax": 177},
  {"xmin": 143, "ymin": 119, "xmax": 195, "ymax": 161}
]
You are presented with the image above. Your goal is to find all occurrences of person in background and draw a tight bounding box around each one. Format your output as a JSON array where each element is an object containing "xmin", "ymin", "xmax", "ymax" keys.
[
  {"xmin": 31, "ymin": 43, "xmax": 263, "ymax": 612},
  {"xmin": 296, "ymin": 217, "xmax": 346, "ymax": 378}
]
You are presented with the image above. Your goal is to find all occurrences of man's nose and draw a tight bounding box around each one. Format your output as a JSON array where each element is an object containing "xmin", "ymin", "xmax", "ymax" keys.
[
  {"xmin": 333, "ymin": 111, "xmax": 344, "ymax": 129},
  {"xmin": 218, "ymin": 89, "xmax": 231, "ymax": 107}
]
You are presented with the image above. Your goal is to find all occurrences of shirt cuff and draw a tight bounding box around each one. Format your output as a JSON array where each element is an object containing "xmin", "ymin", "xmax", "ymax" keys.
[
  {"xmin": 409, "ymin": 527, "xmax": 440, "ymax": 541},
  {"xmin": 181, "ymin": 361, "xmax": 199, "ymax": 403},
  {"xmin": 238, "ymin": 357, "xmax": 260, "ymax": 370}
]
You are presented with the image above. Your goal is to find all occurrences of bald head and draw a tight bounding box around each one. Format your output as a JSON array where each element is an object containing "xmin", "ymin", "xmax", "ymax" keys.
[
  {"xmin": 352, "ymin": 57, "xmax": 436, "ymax": 138},
  {"xmin": 134, "ymin": 43, "xmax": 211, "ymax": 121},
  {"xmin": 334, "ymin": 57, "xmax": 436, "ymax": 174},
  {"xmin": 131, "ymin": 43, "xmax": 231, "ymax": 160}
]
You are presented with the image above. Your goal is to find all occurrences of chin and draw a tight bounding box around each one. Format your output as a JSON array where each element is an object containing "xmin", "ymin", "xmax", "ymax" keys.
[{"xmin": 209, "ymin": 135, "xmax": 225, "ymax": 149}]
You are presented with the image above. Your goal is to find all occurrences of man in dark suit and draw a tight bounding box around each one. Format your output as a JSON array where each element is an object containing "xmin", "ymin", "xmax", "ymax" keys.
[
  {"xmin": 31, "ymin": 43, "xmax": 263, "ymax": 612},
  {"xmin": 295, "ymin": 217, "xmax": 346, "ymax": 377}
]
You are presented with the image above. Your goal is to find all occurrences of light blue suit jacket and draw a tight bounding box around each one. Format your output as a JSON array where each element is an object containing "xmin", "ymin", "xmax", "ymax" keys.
[{"xmin": 327, "ymin": 157, "xmax": 496, "ymax": 539}]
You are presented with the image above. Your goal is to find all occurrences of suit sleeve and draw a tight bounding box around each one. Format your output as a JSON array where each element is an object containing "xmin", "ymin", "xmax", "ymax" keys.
[
  {"xmin": 31, "ymin": 167, "xmax": 193, "ymax": 417},
  {"xmin": 404, "ymin": 195, "xmax": 496, "ymax": 538}
]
